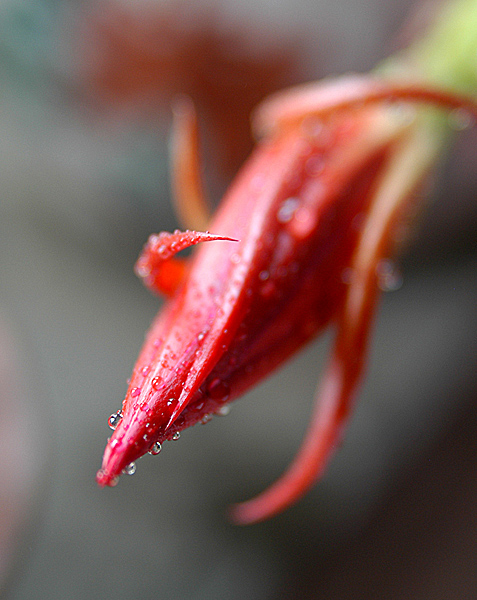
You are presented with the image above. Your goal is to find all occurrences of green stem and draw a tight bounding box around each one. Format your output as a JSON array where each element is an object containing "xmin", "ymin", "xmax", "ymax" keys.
[{"xmin": 382, "ymin": 0, "xmax": 477, "ymax": 95}]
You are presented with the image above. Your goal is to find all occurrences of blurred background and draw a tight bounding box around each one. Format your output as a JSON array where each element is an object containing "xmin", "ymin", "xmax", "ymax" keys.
[{"xmin": 1, "ymin": 0, "xmax": 476, "ymax": 598}]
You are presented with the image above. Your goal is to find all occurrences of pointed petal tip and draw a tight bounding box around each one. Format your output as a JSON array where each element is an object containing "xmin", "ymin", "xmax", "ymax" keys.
[
  {"xmin": 96, "ymin": 467, "xmax": 117, "ymax": 488},
  {"xmin": 227, "ymin": 498, "xmax": 279, "ymax": 526}
]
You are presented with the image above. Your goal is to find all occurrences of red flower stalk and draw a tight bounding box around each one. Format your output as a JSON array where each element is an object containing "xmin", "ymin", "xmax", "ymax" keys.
[{"xmin": 97, "ymin": 74, "xmax": 476, "ymax": 524}]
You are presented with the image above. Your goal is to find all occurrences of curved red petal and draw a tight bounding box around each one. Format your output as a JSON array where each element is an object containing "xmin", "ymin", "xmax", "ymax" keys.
[
  {"xmin": 135, "ymin": 229, "xmax": 238, "ymax": 295},
  {"xmin": 253, "ymin": 74, "xmax": 477, "ymax": 137}
]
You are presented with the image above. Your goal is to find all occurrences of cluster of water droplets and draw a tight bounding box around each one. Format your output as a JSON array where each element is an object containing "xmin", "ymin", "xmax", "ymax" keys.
[
  {"xmin": 105, "ymin": 378, "xmax": 233, "ymax": 482},
  {"xmin": 105, "ymin": 407, "xmax": 170, "ymax": 482}
]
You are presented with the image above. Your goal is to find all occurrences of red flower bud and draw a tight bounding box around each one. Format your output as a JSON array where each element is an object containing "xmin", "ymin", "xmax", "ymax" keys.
[{"xmin": 97, "ymin": 75, "xmax": 477, "ymax": 523}]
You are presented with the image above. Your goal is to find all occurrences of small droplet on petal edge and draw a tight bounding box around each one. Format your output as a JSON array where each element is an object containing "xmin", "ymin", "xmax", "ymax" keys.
[
  {"xmin": 216, "ymin": 405, "xmax": 231, "ymax": 416},
  {"xmin": 172, "ymin": 432, "xmax": 180, "ymax": 441},
  {"xmin": 148, "ymin": 442, "xmax": 162, "ymax": 455},
  {"xmin": 122, "ymin": 462, "xmax": 137, "ymax": 476},
  {"xmin": 108, "ymin": 410, "xmax": 123, "ymax": 430}
]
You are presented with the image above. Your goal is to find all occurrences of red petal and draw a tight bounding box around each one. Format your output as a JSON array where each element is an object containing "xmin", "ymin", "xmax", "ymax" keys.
[
  {"xmin": 135, "ymin": 229, "xmax": 238, "ymax": 296},
  {"xmin": 253, "ymin": 74, "xmax": 477, "ymax": 137}
]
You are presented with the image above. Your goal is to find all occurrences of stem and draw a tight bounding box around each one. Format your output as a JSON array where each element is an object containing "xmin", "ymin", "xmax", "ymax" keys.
[{"xmin": 381, "ymin": 0, "xmax": 477, "ymax": 95}]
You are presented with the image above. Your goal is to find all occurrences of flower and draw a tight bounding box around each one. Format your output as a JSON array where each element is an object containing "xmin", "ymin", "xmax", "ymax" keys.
[{"xmin": 96, "ymin": 71, "xmax": 476, "ymax": 523}]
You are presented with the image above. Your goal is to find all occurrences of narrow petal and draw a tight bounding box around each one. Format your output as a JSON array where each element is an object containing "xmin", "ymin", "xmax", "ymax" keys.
[
  {"xmin": 253, "ymin": 74, "xmax": 477, "ymax": 137},
  {"xmin": 229, "ymin": 286, "xmax": 381, "ymax": 525},
  {"xmin": 170, "ymin": 96, "xmax": 211, "ymax": 231}
]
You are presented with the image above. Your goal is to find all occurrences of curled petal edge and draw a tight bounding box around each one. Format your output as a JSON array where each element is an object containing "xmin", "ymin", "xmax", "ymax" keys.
[{"xmin": 135, "ymin": 229, "xmax": 238, "ymax": 296}]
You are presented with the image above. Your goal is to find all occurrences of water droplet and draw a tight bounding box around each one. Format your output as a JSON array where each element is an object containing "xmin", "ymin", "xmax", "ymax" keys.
[
  {"xmin": 289, "ymin": 206, "xmax": 316, "ymax": 239},
  {"xmin": 108, "ymin": 410, "xmax": 123, "ymax": 430},
  {"xmin": 135, "ymin": 263, "xmax": 150, "ymax": 278},
  {"xmin": 131, "ymin": 387, "xmax": 141, "ymax": 398},
  {"xmin": 191, "ymin": 400, "xmax": 205, "ymax": 412},
  {"xmin": 122, "ymin": 462, "xmax": 136, "ymax": 476},
  {"xmin": 305, "ymin": 155, "xmax": 325, "ymax": 175},
  {"xmin": 258, "ymin": 270, "xmax": 270, "ymax": 281},
  {"xmin": 148, "ymin": 442, "xmax": 162, "ymax": 455},
  {"xmin": 448, "ymin": 108, "xmax": 475, "ymax": 130},
  {"xmin": 207, "ymin": 378, "xmax": 231, "ymax": 401},
  {"xmin": 201, "ymin": 414, "xmax": 212, "ymax": 425},
  {"xmin": 277, "ymin": 197, "xmax": 300, "ymax": 224},
  {"xmin": 216, "ymin": 405, "xmax": 231, "ymax": 417},
  {"xmin": 141, "ymin": 365, "xmax": 151, "ymax": 377},
  {"xmin": 110, "ymin": 476, "xmax": 120, "ymax": 487},
  {"xmin": 197, "ymin": 332, "xmax": 205, "ymax": 342},
  {"xmin": 172, "ymin": 432, "xmax": 181, "ymax": 441},
  {"xmin": 151, "ymin": 376, "xmax": 162, "ymax": 390},
  {"xmin": 166, "ymin": 398, "xmax": 176, "ymax": 407},
  {"xmin": 376, "ymin": 259, "xmax": 403, "ymax": 292}
]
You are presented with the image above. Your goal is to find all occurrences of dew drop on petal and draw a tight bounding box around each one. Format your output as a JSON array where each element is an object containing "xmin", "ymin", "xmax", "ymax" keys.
[
  {"xmin": 277, "ymin": 197, "xmax": 300, "ymax": 224},
  {"xmin": 151, "ymin": 376, "xmax": 162, "ymax": 390},
  {"xmin": 135, "ymin": 263, "xmax": 151, "ymax": 278},
  {"xmin": 216, "ymin": 405, "xmax": 231, "ymax": 417},
  {"xmin": 201, "ymin": 414, "xmax": 212, "ymax": 425},
  {"xmin": 110, "ymin": 476, "xmax": 120, "ymax": 487},
  {"xmin": 108, "ymin": 410, "xmax": 123, "ymax": 430},
  {"xmin": 305, "ymin": 155, "xmax": 325, "ymax": 176},
  {"xmin": 207, "ymin": 378, "xmax": 231, "ymax": 401},
  {"xmin": 191, "ymin": 400, "xmax": 205, "ymax": 412},
  {"xmin": 131, "ymin": 387, "xmax": 141, "ymax": 398},
  {"xmin": 258, "ymin": 270, "xmax": 270, "ymax": 281},
  {"xmin": 376, "ymin": 259, "xmax": 403, "ymax": 292},
  {"xmin": 172, "ymin": 432, "xmax": 181, "ymax": 441},
  {"xmin": 448, "ymin": 108, "xmax": 475, "ymax": 130},
  {"xmin": 148, "ymin": 442, "xmax": 162, "ymax": 455},
  {"xmin": 122, "ymin": 462, "xmax": 136, "ymax": 476}
]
